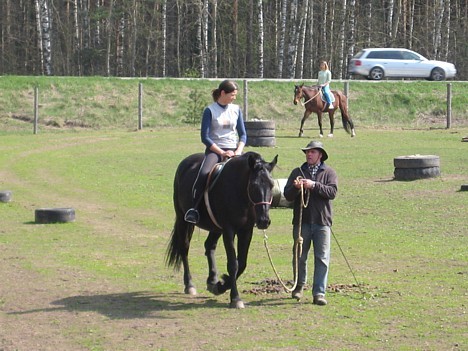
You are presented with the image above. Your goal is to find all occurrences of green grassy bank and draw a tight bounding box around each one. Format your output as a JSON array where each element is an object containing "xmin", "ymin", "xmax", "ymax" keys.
[{"xmin": 0, "ymin": 76, "xmax": 467, "ymax": 133}]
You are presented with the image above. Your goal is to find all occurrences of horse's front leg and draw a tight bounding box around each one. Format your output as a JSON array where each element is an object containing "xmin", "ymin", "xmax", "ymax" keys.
[
  {"xmin": 317, "ymin": 112, "xmax": 324, "ymax": 138},
  {"xmin": 205, "ymin": 231, "xmax": 223, "ymax": 295},
  {"xmin": 235, "ymin": 228, "xmax": 253, "ymax": 280},
  {"xmin": 299, "ymin": 110, "xmax": 311, "ymax": 137},
  {"xmin": 222, "ymin": 229, "xmax": 244, "ymax": 309},
  {"xmin": 328, "ymin": 111, "xmax": 335, "ymax": 138}
]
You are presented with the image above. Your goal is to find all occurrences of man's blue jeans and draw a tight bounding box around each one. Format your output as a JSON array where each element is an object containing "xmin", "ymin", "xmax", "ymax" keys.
[{"xmin": 292, "ymin": 223, "xmax": 331, "ymax": 296}]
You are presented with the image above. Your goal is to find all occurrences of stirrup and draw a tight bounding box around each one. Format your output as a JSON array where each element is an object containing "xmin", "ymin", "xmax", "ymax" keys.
[{"xmin": 184, "ymin": 208, "xmax": 199, "ymax": 224}]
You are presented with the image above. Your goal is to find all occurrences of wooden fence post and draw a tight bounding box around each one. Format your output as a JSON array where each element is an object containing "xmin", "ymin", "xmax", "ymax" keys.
[
  {"xmin": 33, "ymin": 86, "xmax": 39, "ymax": 134},
  {"xmin": 446, "ymin": 83, "xmax": 452, "ymax": 129},
  {"xmin": 138, "ymin": 82, "xmax": 143, "ymax": 130}
]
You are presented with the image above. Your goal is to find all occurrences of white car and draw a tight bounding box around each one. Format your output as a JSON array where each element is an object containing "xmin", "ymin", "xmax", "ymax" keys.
[{"xmin": 348, "ymin": 48, "xmax": 457, "ymax": 81}]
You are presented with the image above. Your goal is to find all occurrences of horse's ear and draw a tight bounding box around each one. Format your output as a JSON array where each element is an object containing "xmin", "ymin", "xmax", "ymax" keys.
[
  {"xmin": 248, "ymin": 154, "xmax": 258, "ymax": 170},
  {"xmin": 267, "ymin": 155, "xmax": 278, "ymax": 172}
]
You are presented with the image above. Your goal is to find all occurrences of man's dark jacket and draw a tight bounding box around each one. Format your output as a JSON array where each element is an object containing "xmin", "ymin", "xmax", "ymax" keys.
[{"xmin": 283, "ymin": 162, "xmax": 337, "ymax": 227}]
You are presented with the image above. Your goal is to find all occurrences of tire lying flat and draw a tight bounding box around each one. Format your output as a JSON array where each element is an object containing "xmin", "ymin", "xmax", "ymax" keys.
[{"xmin": 35, "ymin": 208, "xmax": 76, "ymax": 224}]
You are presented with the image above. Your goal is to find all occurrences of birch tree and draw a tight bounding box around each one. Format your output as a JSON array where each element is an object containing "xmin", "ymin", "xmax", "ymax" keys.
[
  {"xmin": 257, "ymin": 0, "xmax": 264, "ymax": 78},
  {"xmin": 277, "ymin": 0, "xmax": 288, "ymax": 77},
  {"xmin": 211, "ymin": 0, "xmax": 218, "ymax": 78},
  {"xmin": 296, "ymin": 0, "xmax": 308, "ymax": 79},
  {"xmin": 346, "ymin": 0, "xmax": 356, "ymax": 78},
  {"xmin": 337, "ymin": 0, "xmax": 347, "ymax": 79},
  {"xmin": 35, "ymin": 0, "xmax": 53, "ymax": 75}
]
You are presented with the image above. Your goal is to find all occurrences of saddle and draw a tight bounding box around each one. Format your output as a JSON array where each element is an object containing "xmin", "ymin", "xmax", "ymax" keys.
[{"xmin": 318, "ymin": 87, "xmax": 336, "ymax": 104}]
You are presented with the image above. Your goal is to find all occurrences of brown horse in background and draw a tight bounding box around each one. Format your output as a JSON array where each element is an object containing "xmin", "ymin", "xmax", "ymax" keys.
[{"xmin": 293, "ymin": 84, "xmax": 356, "ymax": 138}]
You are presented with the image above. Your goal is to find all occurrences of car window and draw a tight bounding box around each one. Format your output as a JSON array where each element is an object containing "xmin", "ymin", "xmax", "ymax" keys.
[
  {"xmin": 367, "ymin": 51, "xmax": 384, "ymax": 59},
  {"xmin": 366, "ymin": 51, "xmax": 402, "ymax": 59},
  {"xmin": 353, "ymin": 50, "xmax": 365, "ymax": 59},
  {"xmin": 386, "ymin": 51, "xmax": 403, "ymax": 59},
  {"xmin": 401, "ymin": 51, "xmax": 423, "ymax": 60}
]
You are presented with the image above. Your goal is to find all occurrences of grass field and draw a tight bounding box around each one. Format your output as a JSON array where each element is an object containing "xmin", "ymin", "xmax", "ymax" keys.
[{"xmin": 1, "ymin": 124, "xmax": 467, "ymax": 350}]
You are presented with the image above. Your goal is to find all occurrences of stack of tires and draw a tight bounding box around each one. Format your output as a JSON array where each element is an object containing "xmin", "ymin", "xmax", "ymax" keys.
[
  {"xmin": 244, "ymin": 120, "xmax": 275, "ymax": 147},
  {"xmin": 393, "ymin": 155, "xmax": 440, "ymax": 181}
]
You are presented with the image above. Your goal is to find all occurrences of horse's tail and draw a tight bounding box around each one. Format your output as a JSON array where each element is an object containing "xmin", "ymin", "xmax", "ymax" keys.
[
  {"xmin": 166, "ymin": 168, "xmax": 194, "ymax": 271},
  {"xmin": 165, "ymin": 216, "xmax": 193, "ymax": 270},
  {"xmin": 338, "ymin": 92, "xmax": 354, "ymax": 134}
]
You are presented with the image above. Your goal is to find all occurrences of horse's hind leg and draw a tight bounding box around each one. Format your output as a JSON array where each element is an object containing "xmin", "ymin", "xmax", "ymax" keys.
[
  {"xmin": 205, "ymin": 231, "xmax": 223, "ymax": 295},
  {"xmin": 178, "ymin": 221, "xmax": 197, "ymax": 295}
]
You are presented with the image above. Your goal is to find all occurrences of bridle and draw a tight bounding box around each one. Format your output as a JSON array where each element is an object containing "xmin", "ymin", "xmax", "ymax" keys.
[
  {"xmin": 204, "ymin": 172, "xmax": 272, "ymax": 230},
  {"xmin": 247, "ymin": 178, "xmax": 273, "ymax": 207}
]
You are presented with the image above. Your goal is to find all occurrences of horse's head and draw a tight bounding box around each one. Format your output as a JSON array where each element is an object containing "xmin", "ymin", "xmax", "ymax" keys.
[
  {"xmin": 293, "ymin": 84, "xmax": 304, "ymax": 105},
  {"xmin": 247, "ymin": 152, "xmax": 278, "ymax": 230}
]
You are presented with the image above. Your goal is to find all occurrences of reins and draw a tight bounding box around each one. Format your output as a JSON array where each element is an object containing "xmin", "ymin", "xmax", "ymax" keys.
[
  {"xmin": 263, "ymin": 176, "xmax": 309, "ymax": 293},
  {"xmin": 299, "ymin": 89, "xmax": 321, "ymax": 106}
]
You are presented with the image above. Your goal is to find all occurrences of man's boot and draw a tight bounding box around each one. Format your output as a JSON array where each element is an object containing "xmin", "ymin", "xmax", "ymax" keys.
[{"xmin": 291, "ymin": 285, "xmax": 304, "ymax": 300}]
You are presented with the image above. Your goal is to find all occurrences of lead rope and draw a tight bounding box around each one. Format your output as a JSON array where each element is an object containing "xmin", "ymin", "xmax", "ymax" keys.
[{"xmin": 263, "ymin": 176, "xmax": 309, "ymax": 293}]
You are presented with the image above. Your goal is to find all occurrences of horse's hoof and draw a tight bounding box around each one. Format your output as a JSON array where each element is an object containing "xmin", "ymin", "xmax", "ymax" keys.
[
  {"xmin": 229, "ymin": 300, "xmax": 245, "ymax": 309},
  {"xmin": 298, "ymin": 132, "xmax": 303, "ymax": 137},
  {"xmin": 351, "ymin": 129, "xmax": 356, "ymax": 137},
  {"xmin": 327, "ymin": 134, "xmax": 334, "ymax": 138},
  {"xmin": 207, "ymin": 283, "xmax": 221, "ymax": 295},
  {"xmin": 319, "ymin": 134, "xmax": 324, "ymax": 138},
  {"xmin": 184, "ymin": 286, "xmax": 197, "ymax": 295}
]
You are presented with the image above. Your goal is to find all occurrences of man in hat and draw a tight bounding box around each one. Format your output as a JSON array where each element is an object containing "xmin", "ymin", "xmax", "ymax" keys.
[{"xmin": 283, "ymin": 141, "xmax": 338, "ymax": 305}]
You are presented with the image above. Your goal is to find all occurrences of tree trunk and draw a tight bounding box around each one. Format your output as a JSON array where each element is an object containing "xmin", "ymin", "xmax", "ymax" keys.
[
  {"xmin": 211, "ymin": 0, "xmax": 218, "ymax": 78},
  {"xmin": 106, "ymin": 0, "xmax": 114, "ymax": 76},
  {"xmin": 35, "ymin": 0, "xmax": 53, "ymax": 75},
  {"xmin": 257, "ymin": 0, "xmax": 264, "ymax": 78},
  {"xmin": 337, "ymin": 0, "xmax": 347, "ymax": 79},
  {"xmin": 233, "ymin": 0, "xmax": 239, "ymax": 77},
  {"xmin": 277, "ymin": 0, "xmax": 287, "ymax": 77},
  {"xmin": 296, "ymin": 0, "xmax": 308, "ymax": 79},
  {"xmin": 162, "ymin": 0, "xmax": 167, "ymax": 77},
  {"xmin": 346, "ymin": 0, "xmax": 356, "ymax": 78}
]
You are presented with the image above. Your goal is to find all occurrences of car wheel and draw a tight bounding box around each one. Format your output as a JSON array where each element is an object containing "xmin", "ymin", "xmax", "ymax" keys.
[
  {"xmin": 368, "ymin": 67, "xmax": 384, "ymax": 80},
  {"xmin": 430, "ymin": 67, "xmax": 445, "ymax": 81}
]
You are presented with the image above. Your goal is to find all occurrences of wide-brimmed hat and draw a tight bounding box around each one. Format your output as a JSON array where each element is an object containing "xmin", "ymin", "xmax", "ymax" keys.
[{"xmin": 301, "ymin": 140, "xmax": 328, "ymax": 161}]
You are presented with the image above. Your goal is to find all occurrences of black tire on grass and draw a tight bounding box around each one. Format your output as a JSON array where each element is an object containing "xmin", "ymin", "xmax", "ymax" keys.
[
  {"xmin": 394, "ymin": 166, "xmax": 440, "ymax": 181},
  {"xmin": 0, "ymin": 191, "xmax": 13, "ymax": 203},
  {"xmin": 247, "ymin": 136, "xmax": 276, "ymax": 147},
  {"xmin": 35, "ymin": 208, "xmax": 76, "ymax": 224},
  {"xmin": 393, "ymin": 155, "xmax": 440, "ymax": 169}
]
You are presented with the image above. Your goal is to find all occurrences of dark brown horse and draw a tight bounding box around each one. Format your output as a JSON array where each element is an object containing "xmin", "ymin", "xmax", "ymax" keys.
[
  {"xmin": 293, "ymin": 84, "xmax": 356, "ymax": 138},
  {"xmin": 166, "ymin": 152, "xmax": 278, "ymax": 309}
]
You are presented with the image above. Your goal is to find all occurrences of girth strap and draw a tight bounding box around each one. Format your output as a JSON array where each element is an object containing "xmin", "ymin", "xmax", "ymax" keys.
[{"xmin": 203, "ymin": 158, "xmax": 232, "ymax": 230}]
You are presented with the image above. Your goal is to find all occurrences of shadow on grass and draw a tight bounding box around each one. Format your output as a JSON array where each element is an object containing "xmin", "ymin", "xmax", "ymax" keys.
[{"xmin": 7, "ymin": 291, "xmax": 228, "ymax": 319}]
